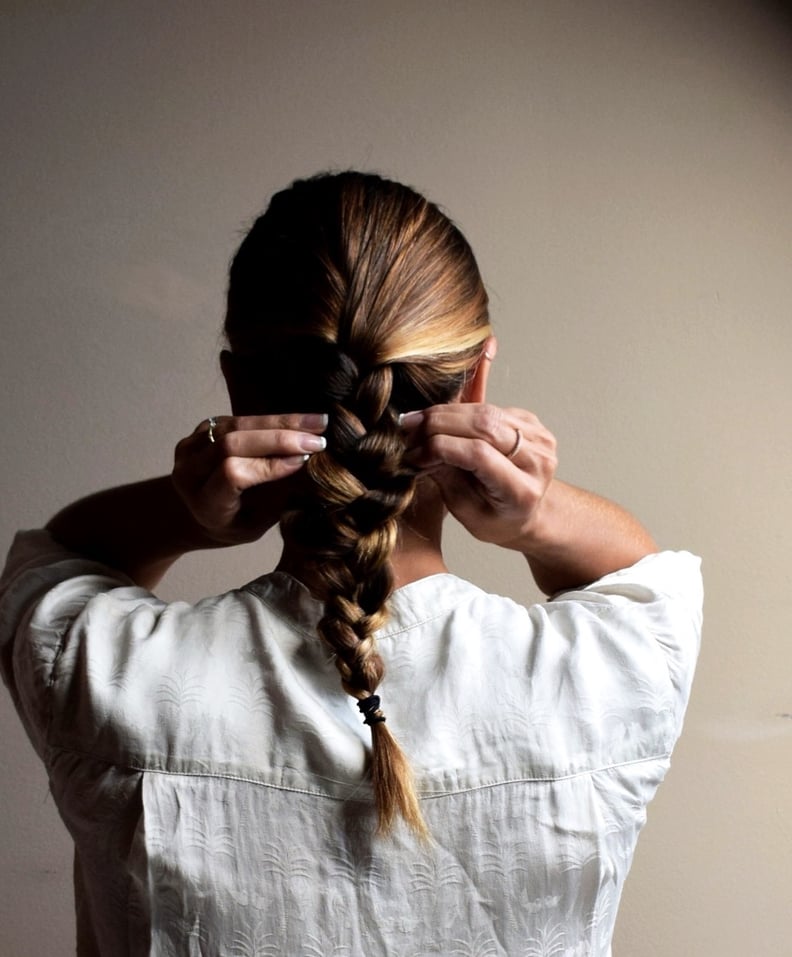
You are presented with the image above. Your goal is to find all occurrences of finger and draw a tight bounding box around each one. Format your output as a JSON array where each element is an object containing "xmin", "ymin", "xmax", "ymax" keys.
[
  {"xmin": 183, "ymin": 413, "xmax": 328, "ymax": 451},
  {"xmin": 406, "ymin": 426, "xmax": 554, "ymax": 474},
  {"xmin": 428, "ymin": 442, "xmax": 555, "ymax": 531},
  {"xmin": 411, "ymin": 435, "xmax": 528, "ymax": 496},
  {"xmin": 216, "ymin": 428, "xmax": 327, "ymax": 459},
  {"xmin": 224, "ymin": 412, "xmax": 328, "ymax": 434},
  {"xmin": 401, "ymin": 404, "xmax": 552, "ymax": 457},
  {"xmin": 176, "ymin": 425, "xmax": 326, "ymax": 478}
]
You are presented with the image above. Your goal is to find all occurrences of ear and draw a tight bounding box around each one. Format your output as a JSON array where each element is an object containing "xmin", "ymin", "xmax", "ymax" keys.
[
  {"xmin": 461, "ymin": 336, "xmax": 497, "ymax": 403},
  {"xmin": 220, "ymin": 349, "xmax": 246, "ymax": 415}
]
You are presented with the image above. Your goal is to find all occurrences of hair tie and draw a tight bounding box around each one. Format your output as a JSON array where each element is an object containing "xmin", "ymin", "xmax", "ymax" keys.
[{"xmin": 357, "ymin": 694, "xmax": 387, "ymax": 726}]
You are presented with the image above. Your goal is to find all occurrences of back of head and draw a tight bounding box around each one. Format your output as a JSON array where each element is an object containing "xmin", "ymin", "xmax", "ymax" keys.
[{"xmin": 225, "ymin": 171, "xmax": 490, "ymax": 836}]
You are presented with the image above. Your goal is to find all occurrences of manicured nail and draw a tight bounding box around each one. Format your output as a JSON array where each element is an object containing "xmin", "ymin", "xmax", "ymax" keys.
[
  {"xmin": 283, "ymin": 454, "xmax": 310, "ymax": 467},
  {"xmin": 300, "ymin": 413, "xmax": 329, "ymax": 430},
  {"xmin": 398, "ymin": 410, "xmax": 424, "ymax": 427},
  {"xmin": 300, "ymin": 434, "xmax": 327, "ymax": 452}
]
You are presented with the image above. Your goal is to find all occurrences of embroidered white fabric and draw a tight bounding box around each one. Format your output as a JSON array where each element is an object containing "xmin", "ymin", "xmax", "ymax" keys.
[{"xmin": 0, "ymin": 530, "xmax": 702, "ymax": 956}]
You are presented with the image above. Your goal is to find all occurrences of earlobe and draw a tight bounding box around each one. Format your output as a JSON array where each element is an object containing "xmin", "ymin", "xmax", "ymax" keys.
[
  {"xmin": 462, "ymin": 336, "xmax": 498, "ymax": 403},
  {"xmin": 220, "ymin": 350, "xmax": 244, "ymax": 414}
]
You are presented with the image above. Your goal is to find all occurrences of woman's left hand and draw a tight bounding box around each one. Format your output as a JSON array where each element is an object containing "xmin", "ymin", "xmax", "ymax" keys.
[
  {"xmin": 172, "ymin": 413, "xmax": 328, "ymax": 546},
  {"xmin": 400, "ymin": 403, "xmax": 558, "ymax": 550}
]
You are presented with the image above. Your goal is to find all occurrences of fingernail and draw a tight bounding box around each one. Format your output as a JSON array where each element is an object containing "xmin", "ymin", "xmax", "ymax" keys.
[
  {"xmin": 398, "ymin": 410, "xmax": 424, "ymax": 427},
  {"xmin": 283, "ymin": 454, "xmax": 310, "ymax": 467},
  {"xmin": 300, "ymin": 413, "xmax": 329, "ymax": 430},
  {"xmin": 300, "ymin": 434, "xmax": 327, "ymax": 452}
]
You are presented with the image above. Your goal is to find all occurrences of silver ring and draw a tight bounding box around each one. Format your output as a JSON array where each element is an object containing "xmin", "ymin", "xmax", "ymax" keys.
[
  {"xmin": 506, "ymin": 428, "xmax": 522, "ymax": 459},
  {"xmin": 207, "ymin": 417, "xmax": 218, "ymax": 444}
]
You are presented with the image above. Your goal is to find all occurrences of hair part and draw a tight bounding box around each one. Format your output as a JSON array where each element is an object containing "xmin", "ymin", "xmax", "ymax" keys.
[{"xmin": 225, "ymin": 171, "xmax": 490, "ymax": 837}]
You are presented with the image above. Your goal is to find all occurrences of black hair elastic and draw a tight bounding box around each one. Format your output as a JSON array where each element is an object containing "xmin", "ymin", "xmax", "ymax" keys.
[{"xmin": 357, "ymin": 694, "xmax": 387, "ymax": 726}]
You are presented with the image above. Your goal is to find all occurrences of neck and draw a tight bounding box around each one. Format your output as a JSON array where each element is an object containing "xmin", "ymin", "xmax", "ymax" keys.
[
  {"xmin": 391, "ymin": 506, "xmax": 449, "ymax": 588},
  {"xmin": 276, "ymin": 476, "xmax": 448, "ymax": 593}
]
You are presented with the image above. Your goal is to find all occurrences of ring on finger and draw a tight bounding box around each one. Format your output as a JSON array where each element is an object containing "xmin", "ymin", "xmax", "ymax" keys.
[
  {"xmin": 207, "ymin": 417, "xmax": 218, "ymax": 444},
  {"xmin": 505, "ymin": 427, "xmax": 522, "ymax": 460}
]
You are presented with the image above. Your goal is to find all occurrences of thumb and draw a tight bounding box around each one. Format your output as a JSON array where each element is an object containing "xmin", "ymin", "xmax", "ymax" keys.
[{"xmin": 428, "ymin": 467, "xmax": 486, "ymax": 523}]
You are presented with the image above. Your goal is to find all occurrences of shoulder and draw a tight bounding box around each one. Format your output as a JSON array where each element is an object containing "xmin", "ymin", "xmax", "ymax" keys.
[
  {"xmin": 551, "ymin": 550, "xmax": 702, "ymax": 612},
  {"xmin": 0, "ymin": 529, "xmax": 258, "ymax": 756},
  {"xmin": 405, "ymin": 553, "xmax": 702, "ymax": 718},
  {"xmin": 546, "ymin": 550, "xmax": 703, "ymax": 678},
  {"xmin": 536, "ymin": 551, "xmax": 703, "ymax": 735}
]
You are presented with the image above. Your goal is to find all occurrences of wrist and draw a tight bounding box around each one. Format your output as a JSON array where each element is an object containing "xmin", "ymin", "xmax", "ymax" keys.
[
  {"xmin": 510, "ymin": 480, "xmax": 658, "ymax": 595},
  {"xmin": 501, "ymin": 480, "xmax": 561, "ymax": 558}
]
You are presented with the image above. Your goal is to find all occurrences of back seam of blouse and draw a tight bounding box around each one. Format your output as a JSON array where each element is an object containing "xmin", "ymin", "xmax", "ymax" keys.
[{"xmin": 45, "ymin": 744, "xmax": 673, "ymax": 799}]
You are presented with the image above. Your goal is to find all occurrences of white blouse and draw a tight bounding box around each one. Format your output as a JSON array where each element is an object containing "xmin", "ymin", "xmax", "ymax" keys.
[{"xmin": 0, "ymin": 530, "xmax": 702, "ymax": 956}]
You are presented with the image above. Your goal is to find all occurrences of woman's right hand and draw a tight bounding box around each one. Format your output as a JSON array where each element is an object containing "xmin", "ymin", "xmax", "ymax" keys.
[
  {"xmin": 401, "ymin": 402, "xmax": 657, "ymax": 594},
  {"xmin": 400, "ymin": 403, "xmax": 558, "ymax": 551},
  {"xmin": 171, "ymin": 413, "xmax": 328, "ymax": 546}
]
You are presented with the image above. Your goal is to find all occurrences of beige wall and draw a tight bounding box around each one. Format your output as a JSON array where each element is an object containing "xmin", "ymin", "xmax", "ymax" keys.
[{"xmin": 1, "ymin": 2, "xmax": 790, "ymax": 953}]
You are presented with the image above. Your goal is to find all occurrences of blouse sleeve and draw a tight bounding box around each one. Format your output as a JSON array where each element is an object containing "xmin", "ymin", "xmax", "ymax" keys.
[
  {"xmin": 0, "ymin": 529, "xmax": 142, "ymax": 759},
  {"xmin": 546, "ymin": 549, "xmax": 703, "ymax": 740}
]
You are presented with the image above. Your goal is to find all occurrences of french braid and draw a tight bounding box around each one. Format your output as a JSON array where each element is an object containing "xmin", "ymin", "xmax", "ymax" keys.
[
  {"xmin": 225, "ymin": 172, "xmax": 491, "ymax": 836},
  {"xmin": 282, "ymin": 351, "xmax": 423, "ymax": 834}
]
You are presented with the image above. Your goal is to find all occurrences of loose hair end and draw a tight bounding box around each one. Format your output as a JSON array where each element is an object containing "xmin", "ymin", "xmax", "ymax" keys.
[{"xmin": 370, "ymin": 721, "xmax": 430, "ymax": 842}]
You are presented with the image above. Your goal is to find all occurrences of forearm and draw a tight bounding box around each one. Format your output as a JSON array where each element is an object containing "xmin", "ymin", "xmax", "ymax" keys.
[
  {"xmin": 46, "ymin": 477, "xmax": 230, "ymax": 590},
  {"xmin": 518, "ymin": 479, "xmax": 658, "ymax": 595}
]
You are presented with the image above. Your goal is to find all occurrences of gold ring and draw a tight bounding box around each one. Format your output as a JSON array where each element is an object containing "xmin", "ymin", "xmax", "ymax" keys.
[
  {"xmin": 506, "ymin": 428, "xmax": 522, "ymax": 459},
  {"xmin": 207, "ymin": 417, "xmax": 218, "ymax": 444}
]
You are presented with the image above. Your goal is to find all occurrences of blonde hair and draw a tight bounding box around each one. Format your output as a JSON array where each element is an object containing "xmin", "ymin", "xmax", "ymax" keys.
[{"xmin": 225, "ymin": 172, "xmax": 490, "ymax": 836}]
